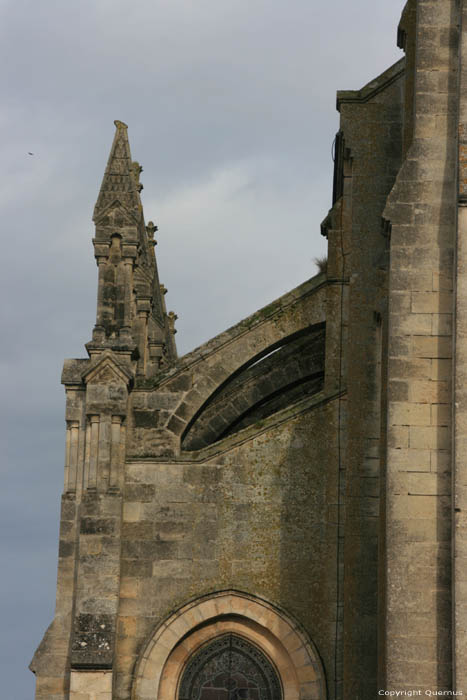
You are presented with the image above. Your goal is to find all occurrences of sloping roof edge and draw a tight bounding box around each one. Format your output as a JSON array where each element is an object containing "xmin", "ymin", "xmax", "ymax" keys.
[{"xmin": 336, "ymin": 57, "xmax": 405, "ymax": 111}]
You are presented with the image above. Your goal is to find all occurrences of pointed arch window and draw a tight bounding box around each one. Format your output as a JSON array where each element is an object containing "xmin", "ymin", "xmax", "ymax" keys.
[{"xmin": 178, "ymin": 634, "xmax": 282, "ymax": 700}]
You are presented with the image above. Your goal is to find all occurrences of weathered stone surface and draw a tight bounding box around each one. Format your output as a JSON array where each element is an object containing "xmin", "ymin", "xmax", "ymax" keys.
[
  {"xmin": 71, "ymin": 614, "xmax": 114, "ymax": 668},
  {"xmin": 32, "ymin": 3, "xmax": 467, "ymax": 698}
]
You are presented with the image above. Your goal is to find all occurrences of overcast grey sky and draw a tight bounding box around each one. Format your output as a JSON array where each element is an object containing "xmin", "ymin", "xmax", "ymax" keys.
[{"xmin": 1, "ymin": 1, "xmax": 405, "ymax": 696}]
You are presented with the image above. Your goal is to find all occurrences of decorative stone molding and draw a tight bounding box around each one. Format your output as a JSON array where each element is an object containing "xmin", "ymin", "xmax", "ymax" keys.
[
  {"xmin": 132, "ymin": 591, "xmax": 326, "ymax": 700},
  {"xmin": 65, "ymin": 420, "xmax": 80, "ymax": 493},
  {"xmin": 82, "ymin": 352, "xmax": 133, "ymax": 387}
]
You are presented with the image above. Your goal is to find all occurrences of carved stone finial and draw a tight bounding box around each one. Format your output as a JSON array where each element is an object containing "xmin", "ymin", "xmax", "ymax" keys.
[
  {"xmin": 146, "ymin": 221, "xmax": 158, "ymax": 244},
  {"xmin": 114, "ymin": 120, "xmax": 128, "ymax": 130},
  {"xmin": 146, "ymin": 221, "xmax": 159, "ymax": 240},
  {"xmin": 131, "ymin": 161, "xmax": 144, "ymax": 192},
  {"xmin": 160, "ymin": 284, "xmax": 167, "ymax": 295},
  {"xmin": 168, "ymin": 311, "xmax": 178, "ymax": 334}
]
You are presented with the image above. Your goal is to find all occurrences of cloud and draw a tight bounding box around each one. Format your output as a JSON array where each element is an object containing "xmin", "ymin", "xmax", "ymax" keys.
[{"xmin": 147, "ymin": 155, "xmax": 329, "ymax": 352}]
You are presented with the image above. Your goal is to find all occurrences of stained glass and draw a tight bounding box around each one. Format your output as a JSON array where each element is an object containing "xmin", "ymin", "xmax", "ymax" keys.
[{"xmin": 179, "ymin": 634, "xmax": 282, "ymax": 700}]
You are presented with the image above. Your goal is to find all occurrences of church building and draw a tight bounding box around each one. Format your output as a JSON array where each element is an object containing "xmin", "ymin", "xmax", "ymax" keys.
[{"xmin": 30, "ymin": 1, "xmax": 467, "ymax": 697}]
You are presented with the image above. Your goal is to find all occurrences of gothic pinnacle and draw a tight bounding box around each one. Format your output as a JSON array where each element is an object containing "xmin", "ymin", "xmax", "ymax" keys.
[{"xmin": 93, "ymin": 120, "xmax": 142, "ymax": 222}]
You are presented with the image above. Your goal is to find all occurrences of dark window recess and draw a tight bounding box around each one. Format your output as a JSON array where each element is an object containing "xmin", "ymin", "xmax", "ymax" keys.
[
  {"xmin": 182, "ymin": 323, "xmax": 325, "ymax": 451},
  {"xmin": 217, "ymin": 372, "xmax": 323, "ymax": 442},
  {"xmin": 332, "ymin": 130, "xmax": 346, "ymax": 205},
  {"xmin": 179, "ymin": 634, "xmax": 282, "ymax": 700}
]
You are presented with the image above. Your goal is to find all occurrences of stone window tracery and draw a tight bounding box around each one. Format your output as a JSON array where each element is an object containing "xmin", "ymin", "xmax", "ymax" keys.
[{"xmin": 178, "ymin": 634, "xmax": 282, "ymax": 700}]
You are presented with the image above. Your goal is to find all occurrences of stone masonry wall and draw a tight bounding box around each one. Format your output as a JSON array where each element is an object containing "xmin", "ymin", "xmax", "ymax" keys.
[
  {"xmin": 334, "ymin": 60, "xmax": 404, "ymax": 697},
  {"xmin": 33, "ymin": 4, "xmax": 467, "ymax": 696},
  {"xmin": 383, "ymin": 0, "xmax": 458, "ymax": 690},
  {"xmin": 454, "ymin": 1, "xmax": 467, "ymax": 690},
  {"xmin": 114, "ymin": 397, "xmax": 339, "ymax": 699},
  {"xmin": 33, "ymin": 272, "xmax": 341, "ymax": 699}
]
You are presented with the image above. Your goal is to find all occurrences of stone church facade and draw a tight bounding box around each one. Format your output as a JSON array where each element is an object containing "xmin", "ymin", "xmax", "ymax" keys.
[{"xmin": 30, "ymin": 1, "xmax": 467, "ymax": 697}]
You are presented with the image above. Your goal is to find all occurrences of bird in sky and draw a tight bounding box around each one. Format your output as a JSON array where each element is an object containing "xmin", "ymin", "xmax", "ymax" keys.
[{"xmin": 28, "ymin": 152, "xmax": 34, "ymax": 155}]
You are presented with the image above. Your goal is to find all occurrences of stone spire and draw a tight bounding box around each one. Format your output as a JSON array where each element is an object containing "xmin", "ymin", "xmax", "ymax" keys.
[
  {"xmin": 93, "ymin": 120, "xmax": 142, "ymax": 221},
  {"xmin": 86, "ymin": 120, "xmax": 177, "ymax": 375}
]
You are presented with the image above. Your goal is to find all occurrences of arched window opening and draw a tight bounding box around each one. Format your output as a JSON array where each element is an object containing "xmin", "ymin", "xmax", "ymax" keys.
[{"xmin": 178, "ymin": 633, "xmax": 283, "ymax": 700}]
